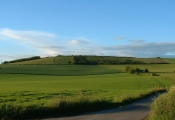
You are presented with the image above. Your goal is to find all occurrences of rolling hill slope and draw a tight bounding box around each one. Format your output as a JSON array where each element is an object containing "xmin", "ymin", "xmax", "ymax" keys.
[{"xmin": 4, "ymin": 56, "xmax": 171, "ymax": 65}]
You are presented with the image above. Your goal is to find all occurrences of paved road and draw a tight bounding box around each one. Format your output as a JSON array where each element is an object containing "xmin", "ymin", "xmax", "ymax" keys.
[{"xmin": 44, "ymin": 94, "xmax": 160, "ymax": 120}]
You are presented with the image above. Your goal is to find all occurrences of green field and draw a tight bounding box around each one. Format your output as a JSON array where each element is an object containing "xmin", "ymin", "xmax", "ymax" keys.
[
  {"xmin": 0, "ymin": 64, "xmax": 175, "ymax": 119},
  {"xmin": 0, "ymin": 73, "xmax": 173, "ymax": 105},
  {"xmin": 0, "ymin": 65, "xmax": 119, "ymax": 75}
]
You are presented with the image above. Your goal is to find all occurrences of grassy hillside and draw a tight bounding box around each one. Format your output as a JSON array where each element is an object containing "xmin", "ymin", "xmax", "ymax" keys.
[
  {"xmin": 8, "ymin": 56, "xmax": 171, "ymax": 65},
  {"xmin": 164, "ymin": 58, "xmax": 175, "ymax": 63}
]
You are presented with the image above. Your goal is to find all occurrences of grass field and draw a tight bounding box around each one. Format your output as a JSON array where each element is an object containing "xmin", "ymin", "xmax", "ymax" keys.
[
  {"xmin": 0, "ymin": 65, "xmax": 119, "ymax": 75},
  {"xmin": 0, "ymin": 64, "xmax": 175, "ymax": 119}
]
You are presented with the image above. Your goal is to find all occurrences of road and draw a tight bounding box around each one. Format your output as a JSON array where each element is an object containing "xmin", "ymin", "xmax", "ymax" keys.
[{"xmin": 44, "ymin": 94, "xmax": 161, "ymax": 120}]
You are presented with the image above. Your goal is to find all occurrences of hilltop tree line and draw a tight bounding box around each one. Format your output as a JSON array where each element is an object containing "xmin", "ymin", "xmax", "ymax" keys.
[
  {"xmin": 3, "ymin": 56, "xmax": 41, "ymax": 64},
  {"xmin": 73, "ymin": 56, "xmax": 143, "ymax": 65}
]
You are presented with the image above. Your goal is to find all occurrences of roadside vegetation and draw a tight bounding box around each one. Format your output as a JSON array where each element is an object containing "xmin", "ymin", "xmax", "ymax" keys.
[
  {"xmin": 147, "ymin": 86, "xmax": 175, "ymax": 120},
  {"xmin": 0, "ymin": 57, "xmax": 175, "ymax": 119}
]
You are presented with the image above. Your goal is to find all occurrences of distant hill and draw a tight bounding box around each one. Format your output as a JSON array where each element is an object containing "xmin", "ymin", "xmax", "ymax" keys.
[
  {"xmin": 3, "ymin": 55, "xmax": 172, "ymax": 65},
  {"xmin": 164, "ymin": 58, "xmax": 175, "ymax": 63}
]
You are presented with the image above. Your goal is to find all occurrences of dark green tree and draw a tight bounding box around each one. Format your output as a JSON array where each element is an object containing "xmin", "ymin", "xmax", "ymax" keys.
[{"xmin": 145, "ymin": 68, "xmax": 149, "ymax": 73}]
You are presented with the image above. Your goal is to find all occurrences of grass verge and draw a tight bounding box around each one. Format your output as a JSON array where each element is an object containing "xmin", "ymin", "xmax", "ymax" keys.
[
  {"xmin": 0, "ymin": 88, "xmax": 166, "ymax": 120},
  {"xmin": 147, "ymin": 86, "xmax": 175, "ymax": 120}
]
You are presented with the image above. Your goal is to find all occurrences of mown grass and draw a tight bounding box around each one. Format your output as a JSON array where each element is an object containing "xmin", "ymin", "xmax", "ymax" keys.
[
  {"xmin": 147, "ymin": 86, "xmax": 175, "ymax": 120},
  {"xmin": 1, "ymin": 63, "xmax": 175, "ymax": 76},
  {"xmin": 0, "ymin": 65, "xmax": 119, "ymax": 76},
  {"xmin": 0, "ymin": 64, "xmax": 175, "ymax": 119}
]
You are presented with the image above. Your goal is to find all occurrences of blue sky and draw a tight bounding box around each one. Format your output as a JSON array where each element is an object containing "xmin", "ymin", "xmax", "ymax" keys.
[{"xmin": 1, "ymin": 0, "xmax": 175, "ymax": 62}]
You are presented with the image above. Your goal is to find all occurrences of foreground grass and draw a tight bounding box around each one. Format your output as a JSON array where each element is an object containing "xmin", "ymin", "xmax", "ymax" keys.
[
  {"xmin": 0, "ymin": 89, "xmax": 166, "ymax": 120},
  {"xmin": 0, "ymin": 72, "xmax": 174, "ymax": 119},
  {"xmin": 147, "ymin": 86, "xmax": 175, "ymax": 120},
  {"xmin": 0, "ymin": 64, "xmax": 175, "ymax": 119}
]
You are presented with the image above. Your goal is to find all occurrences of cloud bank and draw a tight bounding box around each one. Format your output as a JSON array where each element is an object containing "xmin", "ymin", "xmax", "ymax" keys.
[
  {"xmin": 101, "ymin": 42, "xmax": 175, "ymax": 57},
  {"xmin": 0, "ymin": 28, "xmax": 175, "ymax": 62}
]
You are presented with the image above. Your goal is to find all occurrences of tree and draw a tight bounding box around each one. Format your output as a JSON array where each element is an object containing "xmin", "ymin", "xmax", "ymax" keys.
[
  {"xmin": 125, "ymin": 66, "xmax": 135, "ymax": 74},
  {"xmin": 68, "ymin": 60, "xmax": 72, "ymax": 64},
  {"xmin": 145, "ymin": 68, "xmax": 149, "ymax": 73}
]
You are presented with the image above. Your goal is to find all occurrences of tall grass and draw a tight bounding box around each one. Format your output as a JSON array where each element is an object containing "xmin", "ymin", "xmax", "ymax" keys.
[
  {"xmin": 0, "ymin": 88, "xmax": 166, "ymax": 120},
  {"xmin": 148, "ymin": 86, "xmax": 175, "ymax": 120}
]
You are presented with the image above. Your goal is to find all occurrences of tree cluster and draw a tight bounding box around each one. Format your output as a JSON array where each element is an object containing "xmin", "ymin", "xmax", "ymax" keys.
[
  {"xmin": 73, "ymin": 56, "xmax": 144, "ymax": 65},
  {"xmin": 125, "ymin": 66, "xmax": 149, "ymax": 74},
  {"xmin": 74, "ymin": 56, "xmax": 98, "ymax": 65}
]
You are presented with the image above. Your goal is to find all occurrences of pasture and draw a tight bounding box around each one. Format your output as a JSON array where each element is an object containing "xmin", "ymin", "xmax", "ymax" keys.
[{"xmin": 0, "ymin": 64, "xmax": 175, "ymax": 119}]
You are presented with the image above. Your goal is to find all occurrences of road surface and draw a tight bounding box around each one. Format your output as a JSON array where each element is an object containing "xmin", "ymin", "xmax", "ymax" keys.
[{"xmin": 44, "ymin": 94, "xmax": 161, "ymax": 120}]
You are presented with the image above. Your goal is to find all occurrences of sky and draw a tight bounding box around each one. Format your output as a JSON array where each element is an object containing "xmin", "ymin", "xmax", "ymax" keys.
[{"xmin": 1, "ymin": 0, "xmax": 175, "ymax": 62}]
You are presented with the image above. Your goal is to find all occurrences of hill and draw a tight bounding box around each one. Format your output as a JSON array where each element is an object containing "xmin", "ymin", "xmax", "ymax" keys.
[
  {"xmin": 3, "ymin": 55, "xmax": 171, "ymax": 65},
  {"xmin": 164, "ymin": 58, "xmax": 175, "ymax": 63}
]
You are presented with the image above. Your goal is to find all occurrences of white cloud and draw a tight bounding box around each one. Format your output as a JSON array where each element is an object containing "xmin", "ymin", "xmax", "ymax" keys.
[
  {"xmin": 0, "ymin": 28, "xmax": 60, "ymax": 56},
  {"xmin": 0, "ymin": 28, "xmax": 56, "ymax": 42},
  {"xmin": 114, "ymin": 36, "xmax": 127, "ymax": 40},
  {"xmin": 0, "ymin": 28, "xmax": 56, "ymax": 44},
  {"xmin": 1, "ymin": 28, "xmax": 175, "ymax": 62},
  {"xmin": 0, "ymin": 28, "xmax": 94, "ymax": 62},
  {"xmin": 0, "ymin": 54, "xmax": 36, "ymax": 63},
  {"xmin": 101, "ymin": 42, "xmax": 175, "ymax": 57},
  {"xmin": 129, "ymin": 39, "xmax": 146, "ymax": 43},
  {"xmin": 69, "ymin": 39, "xmax": 88, "ymax": 45}
]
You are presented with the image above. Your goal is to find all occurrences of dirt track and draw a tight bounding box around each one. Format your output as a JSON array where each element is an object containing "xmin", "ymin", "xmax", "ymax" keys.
[{"xmin": 44, "ymin": 94, "xmax": 161, "ymax": 120}]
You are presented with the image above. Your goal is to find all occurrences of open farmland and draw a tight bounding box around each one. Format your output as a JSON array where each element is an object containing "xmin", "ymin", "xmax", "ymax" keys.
[
  {"xmin": 0, "ymin": 65, "xmax": 119, "ymax": 75},
  {"xmin": 0, "ymin": 64, "xmax": 175, "ymax": 119}
]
